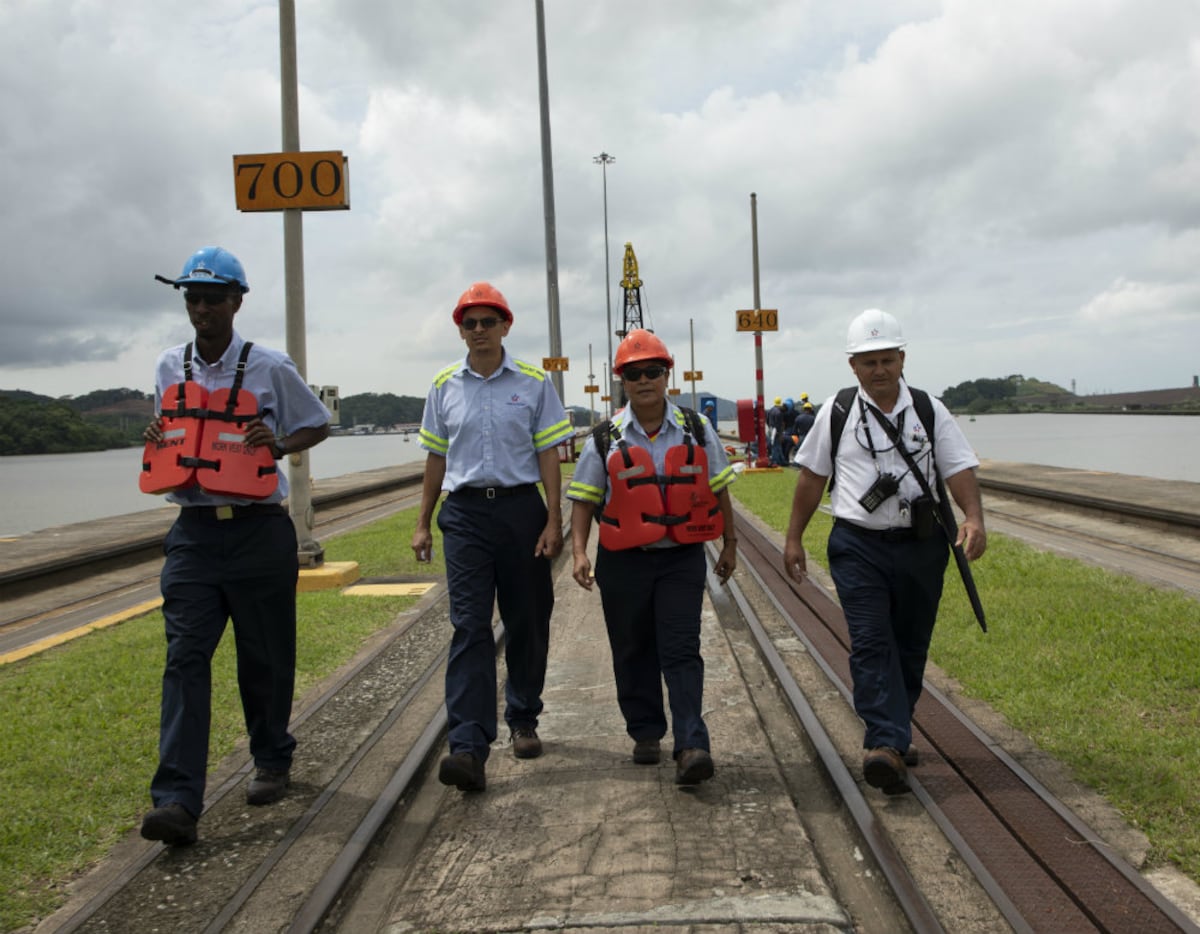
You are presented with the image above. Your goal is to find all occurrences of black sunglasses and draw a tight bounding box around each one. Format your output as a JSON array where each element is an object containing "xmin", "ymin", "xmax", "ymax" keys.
[
  {"xmin": 622, "ymin": 364, "xmax": 667, "ymax": 382},
  {"xmin": 460, "ymin": 316, "xmax": 503, "ymax": 331},
  {"xmin": 184, "ymin": 291, "xmax": 232, "ymax": 307}
]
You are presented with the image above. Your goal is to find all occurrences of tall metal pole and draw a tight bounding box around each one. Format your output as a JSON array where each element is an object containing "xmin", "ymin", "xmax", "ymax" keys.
[
  {"xmin": 689, "ymin": 318, "xmax": 697, "ymax": 413},
  {"xmin": 587, "ymin": 343, "xmax": 596, "ymax": 427},
  {"xmin": 533, "ymin": 0, "xmax": 564, "ymax": 404},
  {"xmin": 279, "ymin": 0, "xmax": 322, "ymax": 564},
  {"xmin": 594, "ymin": 152, "xmax": 615, "ymax": 419},
  {"xmin": 750, "ymin": 193, "xmax": 770, "ymax": 468}
]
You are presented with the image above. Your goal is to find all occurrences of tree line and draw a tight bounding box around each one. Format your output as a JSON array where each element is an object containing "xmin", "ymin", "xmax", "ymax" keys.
[{"xmin": 0, "ymin": 375, "xmax": 1133, "ymax": 456}]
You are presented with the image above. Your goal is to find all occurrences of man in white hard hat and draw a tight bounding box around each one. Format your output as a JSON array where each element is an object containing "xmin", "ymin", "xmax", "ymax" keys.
[{"xmin": 782, "ymin": 309, "xmax": 986, "ymax": 794}]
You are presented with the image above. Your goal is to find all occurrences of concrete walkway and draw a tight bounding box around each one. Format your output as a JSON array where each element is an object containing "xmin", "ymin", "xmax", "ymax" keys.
[{"xmin": 347, "ymin": 550, "xmax": 854, "ymax": 932}]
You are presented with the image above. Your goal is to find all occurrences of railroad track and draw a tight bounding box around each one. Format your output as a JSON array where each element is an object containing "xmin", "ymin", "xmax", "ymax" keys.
[
  {"xmin": 721, "ymin": 513, "xmax": 1200, "ymax": 934},
  {"xmin": 41, "ymin": 505, "xmax": 1200, "ymax": 933}
]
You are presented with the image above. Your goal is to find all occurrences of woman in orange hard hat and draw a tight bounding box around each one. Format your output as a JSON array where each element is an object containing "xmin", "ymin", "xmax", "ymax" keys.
[{"xmin": 566, "ymin": 329, "xmax": 738, "ymax": 785}]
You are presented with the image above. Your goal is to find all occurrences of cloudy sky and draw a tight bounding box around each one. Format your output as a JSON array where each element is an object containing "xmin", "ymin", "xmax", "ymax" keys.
[{"xmin": 2, "ymin": 0, "xmax": 1198, "ymax": 413}]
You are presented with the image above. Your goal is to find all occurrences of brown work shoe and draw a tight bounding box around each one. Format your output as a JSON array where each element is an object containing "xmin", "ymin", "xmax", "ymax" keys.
[
  {"xmin": 863, "ymin": 747, "xmax": 909, "ymax": 795},
  {"xmin": 140, "ymin": 803, "xmax": 198, "ymax": 846},
  {"xmin": 633, "ymin": 738, "xmax": 661, "ymax": 764},
  {"xmin": 903, "ymin": 744, "xmax": 919, "ymax": 767},
  {"xmin": 674, "ymin": 748, "xmax": 714, "ymax": 785},
  {"xmin": 246, "ymin": 767, "xmax": 290, "ymax": 806},
  {"xmin": 439, "ymin": 752, "xmax": 486, "ymax": 792},
  {"xmin": 510, "ymin": 727, "xmax": 543, "ymax": 759}
]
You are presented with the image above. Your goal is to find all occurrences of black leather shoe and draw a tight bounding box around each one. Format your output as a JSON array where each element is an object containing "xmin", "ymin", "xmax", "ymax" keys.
[
  {"xmin": 633, "ymin": 738, "xmax": 661, "ymax": 765},
  {"xmin": 903, "ymin": 744, "xmax": 919, "ymax": 767},
  {"xmin": 247, "ymin": 767, "xmax": 290, "ymax": 805},
  {"xmin": 438, "ymin": 752, "xmax": 486, "ymax": 792},
  {"xmin": 510, "ymin": 727, "xmax": 542, "ymax": 759},
  {"xmin": 674, "ymin": 748, "xmax": 714, "ymax": 785},
  {"xmin": 863, "ymin": 747, "xmax": 909, "ymax": 795},
  {"xmin": 140, "ymin": 803, "xmax": 198, "ymax": 846}
]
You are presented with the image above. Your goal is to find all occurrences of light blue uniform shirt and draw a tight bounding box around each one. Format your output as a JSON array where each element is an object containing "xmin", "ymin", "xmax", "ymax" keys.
[
  {"xmin": 566, "ymin": 401, "xmax": 736, "ymax": 546},
  {"xmin": 418, "ymin": 349, "xmax": 571, "ymax": 491},
  {"xmin": 153, "ymin": 330, "xmax": 331, "ymax": 506}
]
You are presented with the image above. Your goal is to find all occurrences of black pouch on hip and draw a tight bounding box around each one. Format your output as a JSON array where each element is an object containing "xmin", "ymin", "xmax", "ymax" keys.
[{"xmin": 911, "ymin": 494, "xmax": 936, "ymax": 540}]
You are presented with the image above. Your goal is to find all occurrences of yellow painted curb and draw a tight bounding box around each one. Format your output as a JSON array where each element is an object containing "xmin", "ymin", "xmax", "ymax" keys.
[
  {"xmin": 0, "ymin": 597, "xmax": 164, "ymax": 666},
  {"xmin": 342, "ymin": 582, "xmax": 437, "ymax": 597},
  {"xmin": 297, "ymin": 561, "xmax": 361, "ymax": 592}
]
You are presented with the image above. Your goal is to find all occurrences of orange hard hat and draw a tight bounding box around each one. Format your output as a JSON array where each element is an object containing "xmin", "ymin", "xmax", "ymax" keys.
[
  {"xmin": 613, "ymin": 328, "xmax": 673, "ymax": 374},
  {"xmin": 452, "ymin": 281, "xmax": 513, "ymax": 325}
]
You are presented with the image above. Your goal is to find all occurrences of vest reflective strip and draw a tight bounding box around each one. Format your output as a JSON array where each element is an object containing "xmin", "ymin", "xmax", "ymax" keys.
[
  {"xmin": 535, "ymin": 418, "xmax": 572, "ymax": 448},
  {"xmin": 432, "ymin": 364, "xmax": 459, "ymax": 389},
  {"xmin": 419, "ymin": 428, "xmax": 449, "ymax": 454},
  {"xmin": 567, "ymin": 479, "xmax": 604, "ymax": 504},
  {"xmin": 513, "ymin": 359, "xmax": 547, "ymax": 382}
]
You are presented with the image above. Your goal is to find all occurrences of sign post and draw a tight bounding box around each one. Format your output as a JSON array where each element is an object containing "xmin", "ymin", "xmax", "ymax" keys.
[{"xmin": 741, "ymin": 192, "xmax": 776, "ymax": 469}]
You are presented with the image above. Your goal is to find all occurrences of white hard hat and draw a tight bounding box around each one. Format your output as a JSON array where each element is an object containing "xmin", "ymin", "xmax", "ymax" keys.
[{"xmin": 846, "ymin": 308, "xmax": 906, "ymax": 354}]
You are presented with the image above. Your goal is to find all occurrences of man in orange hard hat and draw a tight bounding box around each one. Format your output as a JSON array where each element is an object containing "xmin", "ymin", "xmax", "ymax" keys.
[{"xmin": 412, "ymin": 282, "xmax": 571, "ymax": 793}]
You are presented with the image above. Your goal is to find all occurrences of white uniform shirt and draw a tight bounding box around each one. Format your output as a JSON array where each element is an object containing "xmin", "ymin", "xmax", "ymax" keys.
[{"xmin": 793, "ymin": 381, "xmax": 978, "ymax": 530}]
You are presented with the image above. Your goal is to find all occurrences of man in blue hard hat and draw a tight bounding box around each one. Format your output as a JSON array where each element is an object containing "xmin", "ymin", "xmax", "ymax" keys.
[{"xmin": 138, "ymin": 246, "xmax": 331, "ymax": 845}]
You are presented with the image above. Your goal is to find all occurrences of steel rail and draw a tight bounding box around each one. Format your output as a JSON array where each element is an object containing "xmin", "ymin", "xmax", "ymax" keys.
[
  {"xmin": 705, "ymin": 542, "xmax": 949, "ymax": 934},
  {"xmin": 730, "ymin": 507, "xmax": 1200, "ymax": 934}
]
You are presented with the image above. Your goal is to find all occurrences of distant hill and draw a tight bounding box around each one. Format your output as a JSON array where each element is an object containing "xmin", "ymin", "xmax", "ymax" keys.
[{"xmin": 0, "ymin": 389, "xmax": 149, "ymax": 455}]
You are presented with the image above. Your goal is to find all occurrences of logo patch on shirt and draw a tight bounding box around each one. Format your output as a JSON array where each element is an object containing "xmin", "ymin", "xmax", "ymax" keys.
[{"xmin": 507, "ymin": 394, "xmax": 523, "ymax": 406}]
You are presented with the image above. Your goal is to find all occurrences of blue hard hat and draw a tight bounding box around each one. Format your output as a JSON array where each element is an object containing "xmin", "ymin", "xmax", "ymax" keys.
[
  {"xmin": 784, "ymin": 397, "xmax": 794, "ymax": 408},
  {"xmin": 158, "ymin": 246, "xmax": 250, "ymax": 292}
]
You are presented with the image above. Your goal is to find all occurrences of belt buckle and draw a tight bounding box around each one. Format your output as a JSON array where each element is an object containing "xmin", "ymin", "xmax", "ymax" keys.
[
  {"xmin": 485, "ymin": 488, "xmax": 497, "ymax": 500},
  {"xmin": 216, "ymin": 505, "xmax": 235, "ymax": 520}
]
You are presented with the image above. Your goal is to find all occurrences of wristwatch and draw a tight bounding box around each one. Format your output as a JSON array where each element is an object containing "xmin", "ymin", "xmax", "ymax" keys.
[{"xmin": 272, "ymin": 436, "xmax": 288, "ymax": 460}]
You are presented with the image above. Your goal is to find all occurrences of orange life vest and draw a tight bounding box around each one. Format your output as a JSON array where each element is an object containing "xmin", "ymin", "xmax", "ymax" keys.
[
  {"xmin": 139, "ymin": 375, "xmax": 207, "ymax": 495},
  {"xmin": 597, "ymin": 412, "xmax": 723, "ymax": 551},
  {"xmin": 138, "ymin": 342, "xmax": 279, "ymax": 500}
]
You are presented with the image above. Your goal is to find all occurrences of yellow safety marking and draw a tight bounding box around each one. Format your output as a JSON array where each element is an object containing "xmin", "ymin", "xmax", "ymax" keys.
[
  {"xmin": 342, "ymin": 583, "xmax": 437, "ymax": 597},
  {"xmin": 297, "ymin": 561, "xmax": 361, "ymax": 593},
  {"xmin": 0, "ymin": 597, "xmax": 164, "ymax": 666}
]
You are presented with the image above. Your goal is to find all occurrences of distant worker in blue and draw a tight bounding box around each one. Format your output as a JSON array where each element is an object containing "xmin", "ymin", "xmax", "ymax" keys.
[
  {"xmin": 412, "ymin": 282, "xmax": 571, "ymax": 793},
  {"xmin": 765, "ymin": 396, "xmax": 783, "ymax": 455},
  {"xmin": 138, "ymin": 246, "xmax": 331, "ymax": 846},
  {"xmin": 567, "ymin": 329, "xmax": 737, "ymax": 785},
  {"xmin": 772, "ymin": 397, "xmax": 797, "ymax": 465},
  {"xmin": 783, "ymin": 309, "xmax": 986, "ymax": 794},
  {"xmin": 790, "ymin": 400, "xmax": 816, "ymax": 460}
]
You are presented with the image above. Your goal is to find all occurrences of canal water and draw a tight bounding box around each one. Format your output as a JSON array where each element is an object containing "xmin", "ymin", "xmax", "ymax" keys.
[{"xmin": 0, "ymin": 414, "xmax": 1195, "ymax": 537}]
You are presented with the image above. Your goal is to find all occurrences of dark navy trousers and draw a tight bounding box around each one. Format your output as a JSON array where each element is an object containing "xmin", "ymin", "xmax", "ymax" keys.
[
  {"xmin": 153, "ymin": 509, "xmax": 298, "ymax": 818},
  {"xmin": 594, "ymin": 542, "xmax": 710, "ymax": 756},
  {"xmin": 437, "ymin": 488, "xmax": 553, "ymax": 762},
  {"xmin": 827, "ymin": 522, "xmax": 948, "ymax": 753}
]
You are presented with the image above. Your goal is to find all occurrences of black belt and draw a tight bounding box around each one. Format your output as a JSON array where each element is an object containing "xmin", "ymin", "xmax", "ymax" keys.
[
  {"xmin": 181, "ymin": 503, "xmax": 288, "ymax": 521},
  {"xmin": 834, "ymin": 518, "xmax": 916, "ymax": 542},
  {"xmin": 452, "ymin": 484, "xmax": 537, "ymax": 499}
]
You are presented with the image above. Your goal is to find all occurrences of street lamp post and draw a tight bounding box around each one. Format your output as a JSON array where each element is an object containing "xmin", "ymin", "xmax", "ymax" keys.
[{"xmin": 593, "ymin": 151, "xmax": 615, "ymax": 419}]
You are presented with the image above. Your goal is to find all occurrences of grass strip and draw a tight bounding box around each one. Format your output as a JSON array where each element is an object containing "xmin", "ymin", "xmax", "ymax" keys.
[
  {"xmin": 731, "ymin": 469, "xmax": 1200, "ymax": 882},
  {"xmin": 0, "ymin": 506, "xmax": 440, "ymax": 931}
]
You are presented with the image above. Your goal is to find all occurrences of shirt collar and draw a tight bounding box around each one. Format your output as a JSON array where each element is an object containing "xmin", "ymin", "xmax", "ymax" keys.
[
  {"xmin": 191, "ymin": 330, "xmax": 246, "ymax": 369},
  {"xmin": 460, "ymin": 347, "xmax": 515, "ymax": 380},
  {"xmin": 614, "ymin": 398, "xmax": 683, "ymax": 440}
]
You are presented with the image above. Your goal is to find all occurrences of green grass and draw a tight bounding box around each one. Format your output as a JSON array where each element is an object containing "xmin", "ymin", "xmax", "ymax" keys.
[
  {"xmin": 729, "ymin": 469, "xmax": 1200, "ymax": 882},
  {"xmin": 0, "ymin": 506, "xmax": 440, "ymax": 932}
]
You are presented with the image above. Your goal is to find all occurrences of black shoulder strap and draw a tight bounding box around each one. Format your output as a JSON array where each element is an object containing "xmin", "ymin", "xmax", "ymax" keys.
[
  {"xmin": 909, "ymin": 387, "xmax": 936, "ymax": 445},
  {"xmin": 591, "ymin": 418, "xmax": 613, "ymax": 456},
  {"xmin": 678, "ymin": 406, "xmax": 708, "ymax": 447},
  {"xmin": 827, "ymin": 387, "xmax": 858, "ymax": 489}
]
